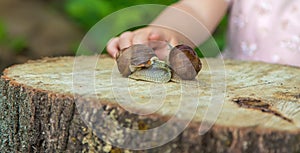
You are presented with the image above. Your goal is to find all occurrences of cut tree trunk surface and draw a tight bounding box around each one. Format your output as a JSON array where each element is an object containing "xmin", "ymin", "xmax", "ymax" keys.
[{"xmin": 0, "ymin": 55, "xmax": 299, "ymax": 153}]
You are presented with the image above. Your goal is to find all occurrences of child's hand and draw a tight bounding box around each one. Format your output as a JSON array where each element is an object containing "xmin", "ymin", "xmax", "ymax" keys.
[
  {"xmin": 106, "ymin": 26, "xmax": 191, "ymax": 59},
  {"xmin": 107, "ymin": 0, "xmax": 228, "ymax": 59}
]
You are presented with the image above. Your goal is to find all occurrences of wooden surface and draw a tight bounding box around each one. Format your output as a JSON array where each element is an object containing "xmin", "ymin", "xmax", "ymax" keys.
[{"xmin": 0, "ymin": 55, "xmax": 300, "ymax": 152}]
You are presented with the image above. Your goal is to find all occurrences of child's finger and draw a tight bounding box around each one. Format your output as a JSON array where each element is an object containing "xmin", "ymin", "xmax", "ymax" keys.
[
  {"xmin": 119, "ymin": 31, "xmax": 134, "ymax": 50},
  {"xmin": 149, "ymin": 30, "xmax": 166, "ymax": 41},
  {"xmin": 132, "ymin": 32, "xmax": 149, "ymax": 45},
  {"xmin": 106, "ymin": 37, "xmax": 120, "ymax": 58}
]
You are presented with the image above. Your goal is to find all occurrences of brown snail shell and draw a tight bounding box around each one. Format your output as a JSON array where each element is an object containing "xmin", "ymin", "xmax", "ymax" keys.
[
  {"xmin": 116, "ymin": 47, "xmax": 131, "ymax": 77},
  {"xmin": 169, "ymin": 44, "xmax": 202, "ymax": 80},
  {"xmin": 130, "ymin": 44, "xmax": 156, "ymax": 68},
  {"xmin": 116, "ymin": 44, "xmax": 156, "ymax": 77}
]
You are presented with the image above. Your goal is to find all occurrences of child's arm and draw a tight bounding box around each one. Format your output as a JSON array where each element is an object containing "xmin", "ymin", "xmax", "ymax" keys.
[{"xmin": 107, "ymin": 0, "xmax": 229, "ymax": 58}]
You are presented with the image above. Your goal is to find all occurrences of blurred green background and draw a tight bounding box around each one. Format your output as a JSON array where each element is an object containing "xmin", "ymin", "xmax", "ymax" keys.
[
  {"xmin": 64, "ymin": 0, "xmax": 177, "ymax": 30},
  {"xmin": 64, "ymin": 0, "xmax": 228, "ymax": 53},
  {"xmin": 0, "ymin": 0, "xmax": 227, "ymax": 71}
]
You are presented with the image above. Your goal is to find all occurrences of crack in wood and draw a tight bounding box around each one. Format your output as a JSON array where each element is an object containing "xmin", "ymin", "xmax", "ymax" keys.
[
  {"xmin": 273, "ymin": 92, "xmax": 300, "ymax": 101},
  {"xmin": 232, "ymin": 97, "xmax": 294, "ymax": 123},
  {"xmin": 234, "ymin": 81, "xmax": 274, "ymax": 89}
]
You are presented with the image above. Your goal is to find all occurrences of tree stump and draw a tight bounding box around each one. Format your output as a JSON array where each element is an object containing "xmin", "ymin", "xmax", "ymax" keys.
[{"xmin": 0, "ymin": 55, "xmax": 299, "ymax": 153}]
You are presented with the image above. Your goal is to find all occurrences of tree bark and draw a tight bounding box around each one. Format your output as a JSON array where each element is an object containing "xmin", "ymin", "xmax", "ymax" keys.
[{"xmin": 0, "ymin": 56, "xmax": 299, "ymax": 153}]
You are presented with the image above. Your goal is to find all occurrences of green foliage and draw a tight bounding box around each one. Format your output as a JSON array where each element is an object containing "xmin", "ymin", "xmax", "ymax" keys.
[
  {"xmin": 64, "ymin": 0, "xmax": 228, "ymax": 55},
  {"xmin": 0, "ymin": 19, "xmax": 28, "ymax": 54},
  {"xmin": 65, "ymin": 0, "xmax": 113, "ymax": 29},
  {"xmin": 9, "ymin": 37, "xmax": 28, "ymax": 54},
  {"xmin": 0, "ymin": 20, "xmax": 7, "ymax": 43},
  {"xmin": 65, "ymin": 0, "xmax": 177, "ymax": 30},
  {"xmin": 213, "ymin": 14, "xmax": 228, "ymax": 51}
]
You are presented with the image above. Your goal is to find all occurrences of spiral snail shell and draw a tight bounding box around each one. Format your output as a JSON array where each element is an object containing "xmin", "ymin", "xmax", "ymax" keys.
[
  {"xmin": 130, "ymin": 44, "xmax": 156, "ymax": 67},
  {"xmin": 116, "ymin": 44, "xmax": 156, "ymax": 77},
  {"xmin": 169, "ymin": 44, "xmax": 202, "ymax": 80}
]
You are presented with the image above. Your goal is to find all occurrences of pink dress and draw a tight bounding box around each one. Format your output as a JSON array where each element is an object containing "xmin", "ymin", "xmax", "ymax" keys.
[{"xmin": 223, "ymin": 0, "xmax": 300, "ymax": 67}]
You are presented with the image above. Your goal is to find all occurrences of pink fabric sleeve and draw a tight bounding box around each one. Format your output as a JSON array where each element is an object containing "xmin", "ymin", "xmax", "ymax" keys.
[{"xmin": 223, "ymin": 0, "xmax": 300, "ymax": 67}]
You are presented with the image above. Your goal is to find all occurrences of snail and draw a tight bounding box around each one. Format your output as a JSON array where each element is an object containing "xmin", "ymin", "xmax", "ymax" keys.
[
  {"xmin": 116, "ymin": 43, "xmax": 202, "ymax": 83},
  {"xmin": 169, "ymin": 44, "xmax": 202, "ymax": 80},
  {"xmin": 116, "ymin": 44, "xmax": 156, "ymax": 77}
]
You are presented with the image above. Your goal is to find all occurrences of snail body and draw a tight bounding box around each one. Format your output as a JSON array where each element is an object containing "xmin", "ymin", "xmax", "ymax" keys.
[{"xmin": 129, "ymin": 57, "xmax": 171, "ymax": 83}]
